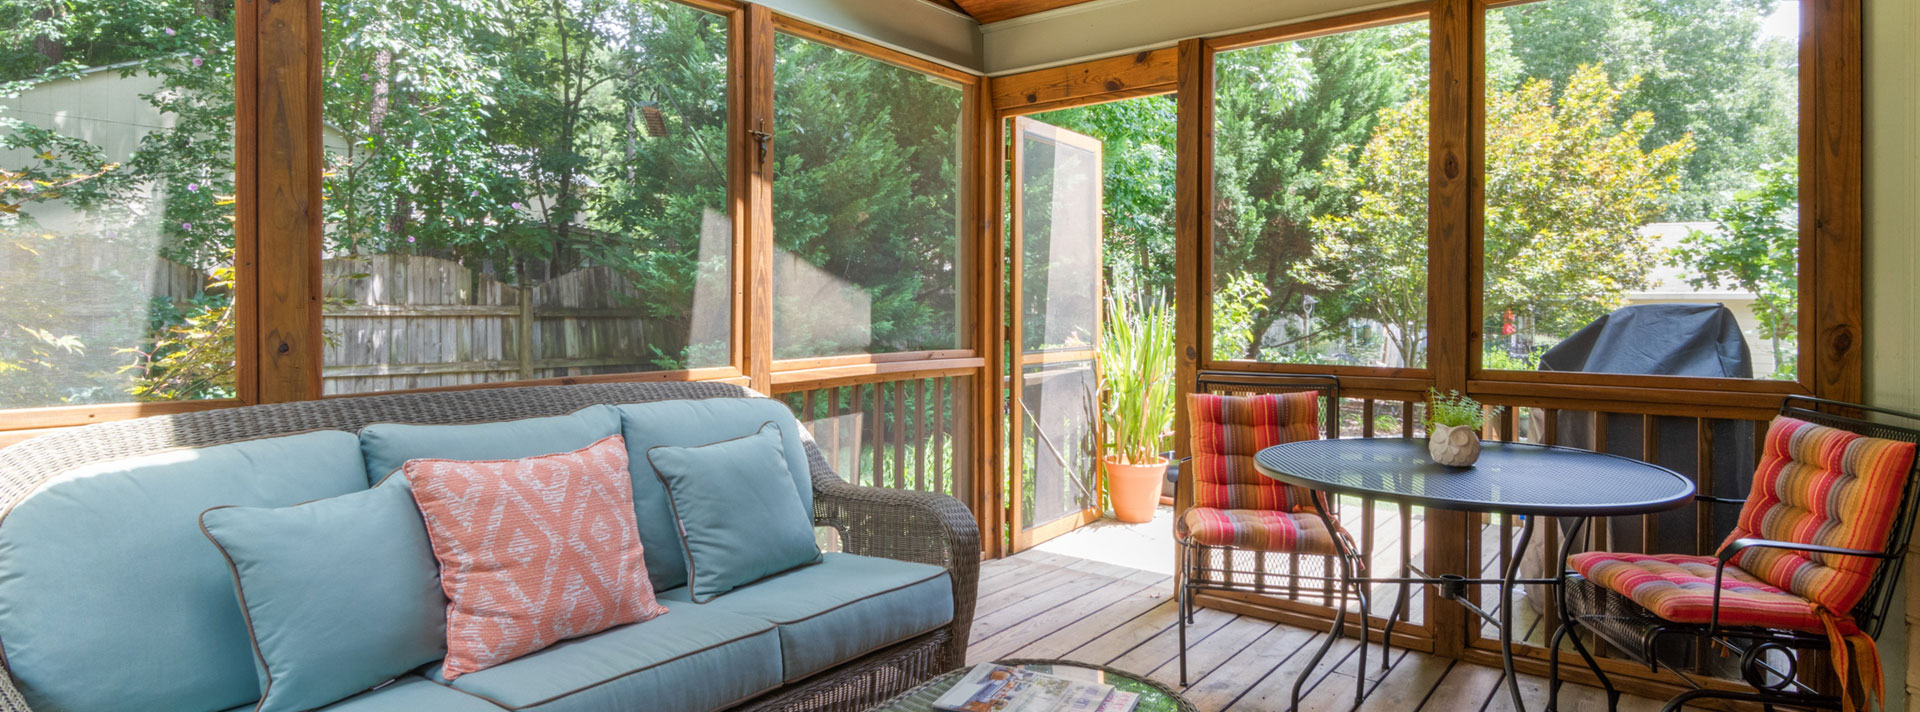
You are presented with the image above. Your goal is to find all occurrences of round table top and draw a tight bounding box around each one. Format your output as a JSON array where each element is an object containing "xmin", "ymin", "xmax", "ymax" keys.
[
  {"xmin": 1253, "ymin": 438, "xmax": 1695, "ymax": 517},
  {"xmin": 869, "ymin": 659, "xmax": 1196, "ymax": 712}
]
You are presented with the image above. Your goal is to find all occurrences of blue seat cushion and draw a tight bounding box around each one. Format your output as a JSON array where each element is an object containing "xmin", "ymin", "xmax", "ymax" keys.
[
  {"xmin": 616, "ymin": 399, "xmax": 813, "ymax": 592},
  {"xmin": 358, "ymin": 405, "xmax": 622, "ymax": 485},
  {"xmin": 0, "ymin": 430, "xmax": 370, "ymax": 712},
  {"xmin": 429, "ymin": 605, "xmax": 781, "ymax": 712},
  {"xmin": 316, "ymin": 675, "xmax": 505, "ymax": 711},
  {"xmin": 658, "ymin": 553, "xmax": 953, "ymax": 682}
]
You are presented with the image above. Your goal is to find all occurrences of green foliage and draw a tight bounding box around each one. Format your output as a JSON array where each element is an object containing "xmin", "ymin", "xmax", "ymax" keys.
[
  {"xmin": 1489, "ymin": 0, "xmax": 1796, "ymax": 218},
  {"xmin": 1030, "ymin": 97, "xmax": 1178, "ymax": 297},
  {"xmin": 1097, "ymin": 291, "xmax": 1175, "ymax": 464},
  {"xmin": 1426, "ymin": 389, "xmax": 1493, "ymax": 431},
  {"xmin": 1672, "ymin": 161, "xmax": 1798, "ymax": 378},
  {"xmin": 772, "ymin": 33, "xmax": 962, "ymax": 358},
  {"xmin": 1211, "ymin": 24, "xmax": 1429, "ymax": 362},
  {"xmin": 1211, "ymin": 272, "xmax": 1271, "ymax": 361},
  {"xmin": 121, "ymin": 265, "xmax": 237, "ymax": 400}
]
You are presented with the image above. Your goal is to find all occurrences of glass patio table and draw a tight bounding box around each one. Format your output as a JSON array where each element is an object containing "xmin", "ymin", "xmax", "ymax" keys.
[
  {"xmin": 1253, "ymin": 437, "xmax": 1695, "ymax": 712},
  {"xmin": 866, "ymin": 659, "xmax": 1196, "ymax": 712}
]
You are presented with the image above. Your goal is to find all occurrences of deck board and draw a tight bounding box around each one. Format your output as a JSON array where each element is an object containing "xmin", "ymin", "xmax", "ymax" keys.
[{"xmin": 967, "ymin": 549, "xmax": 1665, "ymax": 712}]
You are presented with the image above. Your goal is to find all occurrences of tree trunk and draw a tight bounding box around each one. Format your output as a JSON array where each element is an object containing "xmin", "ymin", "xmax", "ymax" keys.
[{"xmin": 31, "ymin": 6, "xmax": 62, "ymax": 69}]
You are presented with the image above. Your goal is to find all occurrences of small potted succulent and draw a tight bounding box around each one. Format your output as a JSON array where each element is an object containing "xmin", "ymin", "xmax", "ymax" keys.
[{"xmin": 1425, "ymin": 389, "xmax": 1495, "ymax": 467}]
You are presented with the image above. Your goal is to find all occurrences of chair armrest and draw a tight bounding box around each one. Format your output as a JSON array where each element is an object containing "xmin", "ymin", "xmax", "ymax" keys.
[
  {"xmin": 811, "ymin": 475, "xmax": 980, "ymax": 666},
  {"xmin": 1694, "ymin": 494, "xmax": 1748, "ymax": 506},
  {"xmin": 1717, "ymin": 537, "xmax": 1894, "ymax": 564},
  {"xmin": 1706, "ymin": 538, "xmax": 1893, "ymax": 637}
]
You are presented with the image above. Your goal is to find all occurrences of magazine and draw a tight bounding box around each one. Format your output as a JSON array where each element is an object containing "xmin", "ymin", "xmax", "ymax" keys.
[{"xmin": 932, "ymin": 663, "xmax": 1141, "ymax": 712}]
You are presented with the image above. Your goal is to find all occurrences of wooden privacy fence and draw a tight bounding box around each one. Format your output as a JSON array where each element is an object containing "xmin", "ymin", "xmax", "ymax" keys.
[{"xmin": 321, "ymin": 254, "xmax": 678, "ymax": 395}]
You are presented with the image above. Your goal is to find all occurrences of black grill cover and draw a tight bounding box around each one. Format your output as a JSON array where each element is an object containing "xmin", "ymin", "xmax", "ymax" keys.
[{"xmin": 1539, "ymin": 303, "xmax": 1753, "ymax": 379}]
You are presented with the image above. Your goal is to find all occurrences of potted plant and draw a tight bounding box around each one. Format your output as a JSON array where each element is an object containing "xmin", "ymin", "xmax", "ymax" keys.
[
  {"xmin": 1096, "ymin": 291, "xmax": 1176, "ymax": 523},
  {"xmin": 1426, "ymin": 389, "xmax": 1496, "ymax": 467}
]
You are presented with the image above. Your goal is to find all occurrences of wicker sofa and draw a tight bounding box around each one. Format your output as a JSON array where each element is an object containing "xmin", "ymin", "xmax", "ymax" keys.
[{"xmin": 0, "ymin": 382, "xmax": 979, "ymax": 712}]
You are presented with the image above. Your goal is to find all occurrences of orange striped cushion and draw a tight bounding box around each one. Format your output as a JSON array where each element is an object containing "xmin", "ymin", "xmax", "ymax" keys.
[
  {"xmin": 1717, "ymin": 416, "xmax": 1916, "ymax": 615},
  {"xmin": 1188, "ymin": 392, "xmax": 1321, "ymax": 511},
  {"xmin": 1569, "ymin": 552, "xmax": 1840, "ymax": 633},
  {"xmin": 1180, "ymin": 507, "xmax": 1338, "ymax": 555}
]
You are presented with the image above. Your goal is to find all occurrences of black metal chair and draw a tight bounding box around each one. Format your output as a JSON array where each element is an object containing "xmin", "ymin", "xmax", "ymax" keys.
[
  {"xmin": 1174, "ymin": 373, "xmax": 1394, "ymax": 704},
  {"xmin": 1547, "ymin": 396, "xmax": 1920, "ymax": 711}
]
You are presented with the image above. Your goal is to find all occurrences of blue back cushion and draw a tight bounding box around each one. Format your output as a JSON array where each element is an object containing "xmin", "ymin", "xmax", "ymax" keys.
[
  {"xmin": 357, "ymin": 405, "xmax": 622, "ymax": 485},
  {"xmin": 617, "ymin": 399, "xmax": 812, "ymax": 592},
  {"xmin": 0, "ymin": 431, "xmax": 368, "ymax": 712}
]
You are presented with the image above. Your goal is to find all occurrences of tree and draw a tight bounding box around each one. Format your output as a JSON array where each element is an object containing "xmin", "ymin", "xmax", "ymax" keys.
[
  {"xmin": 1028, "ymin": 96, "xmax": 1178, "ymax": 299},
  {"xmin": 1489, "ymin": 0, "xmax": 1795, "ymax": 219},
  {"xmin": 1210, "ymin": 24, "xmax": 1428, "ymax": 361},
  {"xmin": 1671, "ymin": 161, "xmax": 1797, "ymax": 378},
  {"xmin": 1297, "ymin": 65, "xmax": 1693, "ymax": 367}
]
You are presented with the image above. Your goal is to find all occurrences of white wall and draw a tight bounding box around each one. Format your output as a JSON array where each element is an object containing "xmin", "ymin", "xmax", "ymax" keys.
[
  {"xmin": 756, "ymin": 0, "xmax": 982, "ymax": 72},
  {"xmin": 979, "ymin": 0, "xmax": 1420, "ymax": 74},
  {"xmin": 1865, "ymin": 0, "xmax": 1920, "ymax": 704}
]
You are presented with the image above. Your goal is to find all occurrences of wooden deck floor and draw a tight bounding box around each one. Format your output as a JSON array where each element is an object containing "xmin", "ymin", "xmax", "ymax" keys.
[{"xmin": 966, "ymin": 550, "xmax": 1667, "ymax": 712}]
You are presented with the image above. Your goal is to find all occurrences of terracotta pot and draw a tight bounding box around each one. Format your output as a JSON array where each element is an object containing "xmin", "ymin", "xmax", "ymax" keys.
[
  {"xmin": 1104, "ymin": 455, "xmax": 1169, "ymax": 524},
  {"xmin": 1428, "ymin": 423, "xmax": 1482, "ymax": 467}
]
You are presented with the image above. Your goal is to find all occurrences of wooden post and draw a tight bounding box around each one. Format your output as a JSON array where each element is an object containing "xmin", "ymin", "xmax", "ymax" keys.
[
  {"xmin": 735, "ymin": 5, "xmax": 774, "ymax": 394},
  {"xmin": 252, "ymin": 0, "xmax": 325, "ymax": 403},
  {"xmin": 1426, "ymin": 0, "xmax": 1476, "ymax": 659},
  {"xmin": 517, "ymin": 268, "xmax": 535, "ymax": 381},
  {"xmin": 1173, "ymin": 36, "xmax": 1210, "ymax": 533}
]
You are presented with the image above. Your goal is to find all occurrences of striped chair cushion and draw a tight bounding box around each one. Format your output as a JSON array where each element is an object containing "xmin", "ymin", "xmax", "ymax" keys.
[
  {"xmin": 1718, "ymin": 416, "xmax": 1916, "ymax": 615},
  {"xmin": 1188, "ymin": 392, "xmax": 1321, "ymax": 511},
  {"xmin": 1569, "ymin": 552, "xmax": 1840, "ymax": 634},
  {"xmin": 1179, "ymin": 507, "xmax": 1338, "ymax": 555}
]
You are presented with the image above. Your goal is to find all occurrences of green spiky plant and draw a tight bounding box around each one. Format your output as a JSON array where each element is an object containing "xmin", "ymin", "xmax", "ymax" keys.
[
  {"xmin": 1425, "ymin": 388, "xmax": 1494, "ymax": 432},
  {"xmin": 1097, "ymin": 291, "xmax": 1176, "ymax": 465}
]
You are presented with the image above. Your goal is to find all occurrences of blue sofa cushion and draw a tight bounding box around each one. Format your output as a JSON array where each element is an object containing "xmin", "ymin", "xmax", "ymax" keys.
[
  {"xmin": 647, "ymin": 423, "xmax": 822, "ymax": 601},
  {"xmin": 0, "ymin": 431, "xmax": 369, "ymax": 712},
  {"xmin": 315, "ymin": 675, "xmax": 505, "ymax": 711},
  {"xmin": 430, "ymin": 606, "xmax": 782, "ymax": 712},
  {"xmin": 200, "ymin": 478, "xmax": 446, "ymax": 712},
  {"xmin": 616, "ymin": 399, "xmax": 813, "ymax": 592},
  {"xmin": 657, "ymin": 553, "xmax": 953, "ymax": 682},
  {"xmin": 358, "ymin": 405, "xmax": 621, "ymax": 484}
]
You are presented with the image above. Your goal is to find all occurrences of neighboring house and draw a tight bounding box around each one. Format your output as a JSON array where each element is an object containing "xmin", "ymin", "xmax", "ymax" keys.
[{"xmin": 1623, "ymin": 221, "xmax": 1775, "ymax": 376}]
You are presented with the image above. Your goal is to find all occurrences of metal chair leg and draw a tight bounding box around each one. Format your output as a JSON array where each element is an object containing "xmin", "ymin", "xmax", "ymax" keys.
[{"xmin": 1657, "ymin": 687, "xmax": 1837, "ymax": 712}]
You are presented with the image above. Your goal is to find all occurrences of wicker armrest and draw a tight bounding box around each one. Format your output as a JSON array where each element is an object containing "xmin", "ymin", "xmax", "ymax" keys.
[{"xmin": 806, "ymin": 445, "xmax": 980, "ymax": 668}]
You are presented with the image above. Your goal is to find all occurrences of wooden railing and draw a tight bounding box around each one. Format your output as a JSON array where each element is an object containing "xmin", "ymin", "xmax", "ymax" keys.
[{"xmin": 774, "ymin": 372, "xmax": 976, "ymax": 502}]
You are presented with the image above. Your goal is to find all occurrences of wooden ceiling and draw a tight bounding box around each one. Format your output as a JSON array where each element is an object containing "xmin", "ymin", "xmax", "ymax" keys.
[{"xmin": 921, "ymin": 0, "xmax": 1105, "ymax": 25}]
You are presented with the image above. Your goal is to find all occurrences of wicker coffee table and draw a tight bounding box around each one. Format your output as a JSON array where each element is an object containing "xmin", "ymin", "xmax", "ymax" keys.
[{"xmin": 868, "ymin": 659, "xmax": 1196, "ymax": 712}]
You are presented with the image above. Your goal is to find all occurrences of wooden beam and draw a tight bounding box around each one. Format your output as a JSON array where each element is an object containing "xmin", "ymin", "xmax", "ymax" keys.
[
  {"xmin": 254, "ymin": 0, "xmax": 324, "ymax": 403},
  {"xmin": 1426, "ymin": 0, "xmax": 1474, "ymax": 660},
  {"xmin": 740, "ymin": 5, "xmax": 775, "ymax": 394},
  {"xmin": 990, "ymin": 48, "xmax": 1177, "ymax": 117},
  {"xmin": 974, "ymin": 76, "xmax": 1007, "ymax": 559},
  {"xmin": 1803, "ymin": 0, "xmax": 1864, "ymax": 404},
  {"xmin": 1173, "ymin": 36, "xmax": 1210, "ymax": 541}
]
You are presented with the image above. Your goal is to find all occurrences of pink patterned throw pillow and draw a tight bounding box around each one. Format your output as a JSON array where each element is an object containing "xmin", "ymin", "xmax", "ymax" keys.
[{"xmin": 405, "ymin": 434, "xmax": 667, "ymax": 679}]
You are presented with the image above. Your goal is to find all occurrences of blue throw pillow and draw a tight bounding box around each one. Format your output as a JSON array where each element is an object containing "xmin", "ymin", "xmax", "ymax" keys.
[
  {"xmin": 647, "ymin": 422, "xmax": 822, "ymax": 601},
  {"xmin": 199, "ymin": 479, "xmax": 447, "ymax": 712}
]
